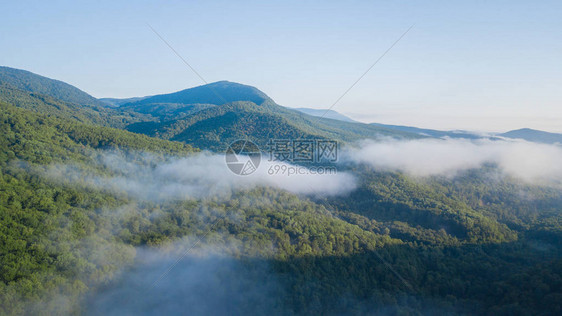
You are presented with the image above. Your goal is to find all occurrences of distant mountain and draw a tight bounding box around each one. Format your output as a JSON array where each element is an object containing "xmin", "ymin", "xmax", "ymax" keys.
[
  {"xmin": 100, "ymin": 96, "xmax": 148, "ymax": 107},
  {"xmin": 123, "ymin": 81, "xmax": 271, "ymax": 107},
  {"xmin": 117, "ymin": 81, "xmax": 419, "ymax": 150},
  {"xmin": 370, "ymin": 123, "xmax": 482, "ymax": 139},
  {"xmin": 0, "ymin": 68, "xmax": 417, "ymax": 150},
  {"xmin": 0, "ymin": 66, "xmax": 105, "ymax": 108},
  {"xmin": 126, "ymin": 99, "xmax": 420, "ymax": 151},
  {"xmin": 293, "ymin": 108, "xmax": 358, "ymax": 123},
  {"xmin": 117, "ymin": 81, "xmax": 273, "ymax": 122},
  {"xmin": 500, "ymin": 128, "xmax": 562, "ymax": 144}
]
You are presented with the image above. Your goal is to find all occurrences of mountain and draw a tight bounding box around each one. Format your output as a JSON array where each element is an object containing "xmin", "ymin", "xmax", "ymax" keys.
[
  {"xmin": 370, "ymin": 122, "xmax": 483, "ymax": 139},
  {"xmin": 293, "ymin": 108, "xmax": 358, "ymax": 123},
  {"xmin": 0, "ymin": 66, "xmax": 105, "ymax": 108},
  {"xmin": 0, "ymin": 83, "xmax": 148, "ymax": 128},
  {"xmin": 0, "ymin": 69, "xmax": 418, "ymax": 151},
  {"xmin": 500, "ymin": 128, "xmax": 562, "ymax": 144},
  {"xmin": 370, "ymin": 124, "xmax": 562, "ymax": 145},
  {"xmin": 117, "ymin": 81, "xmax": 276, "ymax": 122},
  {"xmin": 123, "ymin": 80, "xmax": 271, "ymax": 107},
  {"xmin": 99, "ymin": 96, "xmax": 148, "ymax": 107},
  {"xmin": 120, "ymin": 81, "xmax": 420, "ymax": 150},
  {"xmin": 0, "ymin": 67, "xmax": 152, "ymax": 128},
  {"xmin": 125, "ymin": 99, "xmax": 420, "ymax": 151}
]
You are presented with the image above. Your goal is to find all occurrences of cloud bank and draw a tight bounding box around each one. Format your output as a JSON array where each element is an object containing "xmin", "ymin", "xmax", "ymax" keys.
[
  {"xmin": 44, "ymin": 152, "xmax": 356, "ymax": 201},
  {"xmin": 344, "ymin": 138, "xmax": 562, "ymax": 183}
]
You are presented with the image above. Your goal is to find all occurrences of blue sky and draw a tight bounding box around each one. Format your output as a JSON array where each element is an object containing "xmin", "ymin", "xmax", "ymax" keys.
[{"xmin": 2, "ymin": 0, "xmax": 561, "ymax": 132}]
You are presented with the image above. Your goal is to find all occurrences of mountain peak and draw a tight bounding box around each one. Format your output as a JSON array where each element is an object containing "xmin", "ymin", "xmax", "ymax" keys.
[
  {"xmin": 126, "ymin": 80, "xmax": 272, "ymax": 107},
  {"xmin": 500, "ymin": 128, "xmax": 562, "ymax": 144},
  {"xmin": 208, "ymin": 80, "xmax": 232, "ymax": 84}
]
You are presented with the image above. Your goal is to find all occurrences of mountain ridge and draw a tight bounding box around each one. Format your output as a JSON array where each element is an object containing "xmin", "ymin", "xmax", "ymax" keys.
[
  {"xmin": 3, "ymin": 66, "xmax": 561, "ymax": 148},
  {"xmin": 0, "ymin": 66, "xmax": 105, "ymax": 108},
  {"xmin": 126, "ymin": 100, "xmax": 421, "ymax": 150},
  {"xmin": 499, "ymin": 128, "xmax": 562, "ymax": 144},
  {"xmin": 122, "ymin": 80, "xmax": 272, "ymax": 108}
]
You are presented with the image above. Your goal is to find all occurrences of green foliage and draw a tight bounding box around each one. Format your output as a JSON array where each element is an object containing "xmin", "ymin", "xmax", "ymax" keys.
[
  {"xmin": 121, "ymin": 102, "xmax": 215, "ymax": 121},
  {"xmin": 126, "ymin": 100, "xmax": 419, "ymax": 151},
  {"xmin": 0, "ymin": 83, "xmax": 153, "ymax": 129},
  {"xmin": 0, "ymin": 67, "xmax": 104, "ymax": 108},
  {"xmin": 0, "ymin": 102, "xmax": 194, "ymax": 165},
  {"xmin": 324, "ymin": 167, "xmax": 518, "ymax": 245}
]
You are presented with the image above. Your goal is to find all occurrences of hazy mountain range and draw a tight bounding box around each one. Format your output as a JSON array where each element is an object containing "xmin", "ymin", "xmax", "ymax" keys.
[{"xmin": 3, "ymin": 66, "xmax": 559, "ymax": 147}]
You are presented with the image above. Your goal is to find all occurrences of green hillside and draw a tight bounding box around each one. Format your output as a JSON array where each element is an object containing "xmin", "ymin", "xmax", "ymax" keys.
[
  {"xmin": 121, "ymin": 102, "xmax": 215, "ymax": 121},
  {"xmin": 0, "ymin": 67, "xmax": 156, "ymax": 128},
  {"xmin": 0, "ymin": 67, "xmax": 105, "ymax": 108},
  {"xmin": 0, "ymin": 101, "xmax": 195, "ymax": 162},
  {"xmin": 126, "ymin": 100, "xmax": 419, "ymax": 151},
  {"xmin": 0, "ymin": 83, "xmax": 153, "ymax": 128}
]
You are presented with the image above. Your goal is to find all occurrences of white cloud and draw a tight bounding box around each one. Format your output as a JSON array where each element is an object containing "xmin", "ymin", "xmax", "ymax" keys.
[
  {"xmin": 44, "ymin": 152, "xmax": 356, "ymax": 201},
  {"xmin": 344, "ymin": 138, "xmax": 562, "ymax": 184}
]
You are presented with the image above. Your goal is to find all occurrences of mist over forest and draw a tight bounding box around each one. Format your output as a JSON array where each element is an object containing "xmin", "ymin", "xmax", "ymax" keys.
[{"xmin": 2, "ymin": 2, "xmax": 562, "ymax": 314}]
